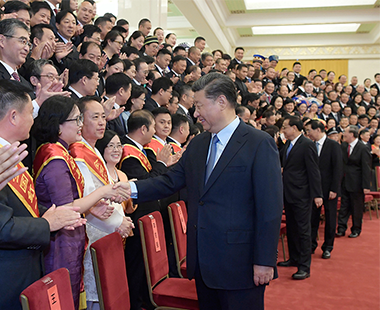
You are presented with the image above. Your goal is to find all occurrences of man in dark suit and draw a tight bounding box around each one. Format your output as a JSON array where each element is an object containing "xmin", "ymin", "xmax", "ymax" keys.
[
  {"xmin": 0, "ymin": 80, "xmax": 85, "ymax": 310},
  {"xmin": 279, "ymin": 116, "xmax": 323, "ymax": 280},
  {"xmin": 186, "ymin": 46, "xmax": 201, "ymax": 70},
  {"xmin": 371, "ymin": 73, "xmax": 380, "ymax": 93},
  {"xmin": 337, "ymin": 125, "xmax": 371, "ymax": 238},
  {"xmin": 144, "ymin": 77, "xmax": 173, "ymax": 112},
  {"xmin": 104, "ymin": 73, "xmax": 131, "ymax": 137},
  {"xmin": 165, "ymin": 55, "xmax": 187, "ymax": 92},
  {"xmin": 228, "ymin": 46, "xmax": 244, "ymax": 70},
  {"xmin": 119, "ymin": 110, "xmax": 174, "ymax": 309},
  {"xmin": 176, "ymin": 84, "xmax": 194, "ymax": 125},
  {"xmin": 67, "ymin": 59, "xmax": 99, "ymax": 99},
  {"xmin": 305, "ymin": 120, "xmax": 343, "ymax": 259},
  {"xmin": 293, "ymin": 61, "xmax": 307, "ymax": 88},
  {"xmin": 127, "ymin": 73, "xmax": 283, "ymax": 310}
]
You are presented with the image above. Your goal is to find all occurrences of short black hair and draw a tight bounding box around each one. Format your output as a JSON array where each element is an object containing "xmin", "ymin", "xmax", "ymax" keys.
[
  {"xmin": 138, "ymin": 18, "xmax": 151, "ymax": 28},
  {"xmin": 308, "ymin": 119, "xmax": 325, "ymax": 132},
  {"xmin": 125, "ymin": 84, "xmax": 147, "ymax": 111},
  {"xmin": 128, "ymin": 109, "xmax": 154, "ymax": 133},
  {"xmin": 31, "ymin": 24, "xmax": 54, "ymax": 43},
  {"xmin": 133, "ymin": 58, "xmax": 148, "ymax": 72},
  {"xmin": 79, "ymin": 41, "xmax": 102, "ymax": 56},
  {"xmin": 76, "ymin": 96, "xmax": 101, "ymax": 114},
  {"xmin": 172, "ymin": 55, "xmax": 186, "ymax": 64},
  {"xmin": 82, "ymin": 24, "xmax": 101, "ymax": 39},
  {"xmin": 94, "ymin": 16, "xmax": 112, "ymax": 27},
  {"xmin": 157, "ymin": 48, "xmax": 172, "ymax": 57},
  {"xmin": 105, "ymin": 72, "xmax": 131, "ymax": 95},
  {"xmin": 116, "ymin": 19, "xmax": 129, "ymax": 27},
  {"xmin": 194, "ymin": 36, "xmax": 205, "ymax": 43},
  {"xmin": 171, "ymin": 113, "xmax": 189, "ymax": 133},
  {"xmin": 0, "ymin": 80, "xmax": 31, "ymax": 121},
  {"xmin": 69, "ymin": 59, "xmax": 99, "ymax": 85},
  {"xmin": 30, "ymin": 1, "xmax": 52, "ymax": 17},
  {"xmin": 285, "ymin": 115, "xmax": 303, "ymax": 131},
  {"xmin": 173, "ymin": 46, "xmax": 185, "ymax": 54},
  {"xmin": 152, "ymin": 77, "xmax": 173, "ymax": 95},
  {"xmin": 293, "ymin": 61, "xmax": 301, "ymax": 67},
  {"xmin": 3, "ymin": 1, "xmax": 31, "ymax": 17},
  {"xmin": 152, "ymin": 107, "xmax": 171, "ymax": 118},
  {"xmin": 103, "ymin": 13, "xmax": 116, "ymax": 20},
  {"xmin": 56, "ymin": 10, "xmax": 77, "ymax": 24},
  {"xmin": 234, "ymin": 47, "xmax": 244, "ymax": 52}
]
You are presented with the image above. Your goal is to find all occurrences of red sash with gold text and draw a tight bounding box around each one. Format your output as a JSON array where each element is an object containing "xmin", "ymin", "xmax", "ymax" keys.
[
  {"xmin": 33, "ymin": 142, "xmax": 85, "ymax": 198},
  {"xmin": 143, "ymin": 137, "xmax": 165, "ymax": 156},
  {"xmin": 69, "ymin": 142, "xmax": 109, "ymax": 185},
  {"xmin": 169, "ymin": 141, "xmax": 182, "ymax": 154},
  {"xmin": 0, "ymin": 144, "xmax": 39, "ymax": 217},
  {"xmin": 119, "ymin": 144, "xmax": 152, "ymax": 172}
]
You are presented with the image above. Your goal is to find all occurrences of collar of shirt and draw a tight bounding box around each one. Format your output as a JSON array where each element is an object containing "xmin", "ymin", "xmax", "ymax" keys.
[
  {"xmin": 0, "ymin": 137, "xmax": 11, "ymax": 146},
  {"xmin": 126, "ymin": 135, "xmax": 144, "ymax": 151},
  {"xmin": 376, "ymin": 82, "xmax": 380, "ymax": 88},
  {"xmin": 290, "ymin": 133, "xmax": 302, "ymax": 145},
  {"xmin": 0, "ymin": 60, "xmax": 17, "ymax": 75},
  {"xmin": 57, "ymin": 32, "xmax": 69, "ymax": 44},
  {"xmin": 133, "ymin": 78, "xmax": 141, "ymax": 86},
  {"xmin": 45, "ymin": 0, "xmax": 57, "ymax": 13},
  {"xmin": 187, "ymin": 58, "xmax": 195, "ymax": 66},
  {"xmin": 153, "ymin": 135, "xmax": 166, "ymax": 145},
  {"xmin": 316, "ymin": 134, "xmax": 327, "ymax": 149},
  {"xmin": 172, "ymin": 69, "xmax": 181, "ymax": 77},
  {"xmin": 68, "ymin": 86, "xmax": 83, "ymax": 98},
  {"xmin": 350, "ymin": 138, "xmax": 359, "ymax": 150},
  {"xmin": 168, "ymin": 136, "xmax": 181, "ymax": 147},
  {"xmin": 155, "ymin": 64, "xmax": 164, "ymax": 75},
  {"xmin": 213, "ymin": 116, "xmax": 240, "ymax": 150},
  {"xmin": 178, "ymin": 104, "xmax": 189, "ymax": 115},
  {"xmin": 114, "ymin": 103, "xmax": 120, "ymax": 109},
  {"xmin": 235, "ymin": 59, "xmax": 242, "ymax": 64}
]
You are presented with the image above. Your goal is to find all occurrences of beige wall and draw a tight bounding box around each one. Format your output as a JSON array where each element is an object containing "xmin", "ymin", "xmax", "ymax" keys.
[{"xmin": 348, "ymin": 59, "xmax": 380, "ymax": 85}]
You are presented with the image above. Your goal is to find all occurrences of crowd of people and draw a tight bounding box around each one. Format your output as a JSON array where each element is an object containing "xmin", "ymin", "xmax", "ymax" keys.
[{"xmin": 0, "ymin": 0, "xmax": 377, "ymax": 309}]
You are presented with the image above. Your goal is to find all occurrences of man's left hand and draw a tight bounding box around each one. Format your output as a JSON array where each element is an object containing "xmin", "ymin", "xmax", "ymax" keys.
[
  {"xmin": 253, "ymin": 265, "xmax": 273, "ymax": 286},
  {"xmin": 314, "ymin": 197, "xmax": 323, "ymax": 208}
]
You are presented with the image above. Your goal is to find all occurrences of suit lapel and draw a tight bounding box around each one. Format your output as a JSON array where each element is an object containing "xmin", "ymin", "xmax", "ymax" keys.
[
  {"xmin": 201, "ymin": 123, "xmax": 247, "ymax": 197},
  {"xmin": 284, "ymin": 135, "xmax": 303, "ymax": 166}
]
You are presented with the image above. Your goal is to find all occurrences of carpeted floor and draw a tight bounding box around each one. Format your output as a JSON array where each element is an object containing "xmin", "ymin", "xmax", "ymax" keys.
[{"xmin": 265, "ymin": 211, "xmax": 380, "ymax": 310}]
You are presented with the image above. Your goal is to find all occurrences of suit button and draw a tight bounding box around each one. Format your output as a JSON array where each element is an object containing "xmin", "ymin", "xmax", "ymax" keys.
[
  {"xmin": 199, "ymin": 201, "xmax": 204, "ymax": 206},
  {"xmin": 194, "ymin": 225, "xmax": 197, "ymax": 230}
]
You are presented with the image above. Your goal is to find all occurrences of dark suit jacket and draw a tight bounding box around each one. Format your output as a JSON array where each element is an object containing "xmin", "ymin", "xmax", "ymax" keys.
[
  {"xmin": 282, "ymin": 135, "xmax": 323, "ymax": 204},
  {"xmin": 106, "ymin": 113, "xmax": 127, "ymax": 137},
  {"xmin": 0, "ymin": 62, "xmax": 33, "ymax": 90},
  {"xmin": 371, "ymin": 82, "xmax": 380, "ymax": 93},
  {"xmin": 234, "ymin": 77, "xmax": 248, "ymax": 99},
  {"xmin": 318, "ymin": 138, "xmax": 343, "ymax": 199},
  {"xmin": 144, "ymin": 96, "xmax": 160, "ymax": 112},
  {"xmin": 341, "ymin": 140, "xmax": 371, "ymax": 192},
  {"xmin": 294, "ymin": 74, "xmax": 307, "ymax": 87},
  {"xmin": 176, "ymin": 105, "xmax": 194, "ymax": 125},
  {"xmin": 0, "ymin": 186, "xmax": 50, "ymax": 310},
  {"xmin": 165, "ymin": 70, "xmax": 185, "ymax": 92},
  {"xmin": 51, "ymin": 35, "xmax": 79, "ymax": 74},
  {"xmin": 134, "ymin": 121, "xmax": 283, "ymax": 290}
]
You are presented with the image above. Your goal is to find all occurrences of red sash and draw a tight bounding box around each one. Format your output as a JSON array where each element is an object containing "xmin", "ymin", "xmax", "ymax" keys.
[
  {"xmin": 33, "ymin": 142, "xmax": 85, "ymax": 198},
  {"xmin": 0, "ymin": 144, "xmax": 39, "ymax": 217},
  {"xmin": 169, "ymin": 141, "xmax": 182, "ymax": 154},
  {"xmin": 69, "ymin": 142, "xmax": 109, "ymax": 185},
  {"xmin": 119, "ymin": 144, "xmax": 152, "ymax": 172},
  {"xmin": 144, "ymin": 137, "xmax": 165, "ymax": 156}
]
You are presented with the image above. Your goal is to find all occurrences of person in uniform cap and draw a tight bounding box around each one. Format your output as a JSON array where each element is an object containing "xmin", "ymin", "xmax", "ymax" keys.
[{"xmin": 269, "ymin": 55, "xmax": 279, "ymax": 69}]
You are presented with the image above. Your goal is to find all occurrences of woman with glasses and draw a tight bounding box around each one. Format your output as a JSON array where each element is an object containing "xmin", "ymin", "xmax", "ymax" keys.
[
  {"xmin": 123, "ymin": 85, "xmax": 147, "ymax": 132},
  {"xmin": 31, "ymin": 96, "xmax": 126, "ymax": 309},
  {"xmin": 101, "ymin": 30, "xmax": 124, "ymax": 67}
]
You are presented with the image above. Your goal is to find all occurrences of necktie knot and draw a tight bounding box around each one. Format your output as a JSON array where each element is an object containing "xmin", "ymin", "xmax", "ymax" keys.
[{"xmin": 11, "ymin": 72, "xmax": 20, "ymax": 82}]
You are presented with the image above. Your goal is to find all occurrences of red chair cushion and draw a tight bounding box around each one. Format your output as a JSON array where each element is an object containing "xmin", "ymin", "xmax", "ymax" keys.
[
  {"xmin": 90, "ymin": 232, "xmax": 130, "ymax": 310},
  {"xmin": 152, "ymin": 278, "xmax": 198, "ymax": 310},
  {"xmin": 280, "ymin": 223, "xmax": 286, "ymax": 235},
  {"xmin": 365, "ymin": 195, "xmax": 374, "ymax": 203},
  {"xmin": 368, "ymin": 191, "xmax": 380, "ymax": 198},
  {"xmin": 180, "ymin": 261, "xmax": 187, "ymax": 278}
]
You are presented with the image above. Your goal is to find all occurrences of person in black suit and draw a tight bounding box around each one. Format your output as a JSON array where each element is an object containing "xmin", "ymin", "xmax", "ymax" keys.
[
  {"xmin": 0, "ymin": 80, "xmax": 85, "ymax": 310},
  {"xmin": 119, "ymin": 109, "xmax": 174, "ymax": 309},
  {"xmin": 337, "ymin": 125, "xmax": 371, "ymax": 238},
  {"xmin": 279, "ymin": 116, "xmax": 323, "ymax": 280},
  {"xmin": 186, "ymin": 46, "xmax": 201, "ymax": 70},
  {"xmin": 293, "ymin": 62, "xmax": 307, "ymax": 88},
  {"xmin": 305, "ymin": 120, "xmax": 343, "ymax": 259},
  {"xmin": 371, "ymin": 73, "xmax": 380, "ymax": 93},
  {"xmin": 126, "ymin": 73, "xmax": 283, "ymax": 310},
  {"xmin": 165, "ymin": 55, "xmax": 187, "ymax": 92},
  {"xmin": 44, "ymin": 0, "xmax": 59, "ymax": 32},
  {"xmin": 104, "ymin": 72, "xmax": 132, "ymax": 137},
  {"xmin": 67, "ymin": 59, "xmax": 99, "ymax": 99},
  {"xmin": 30, "ymin": 1, "xmax": 53, "ymax": 27},
  {"xmin": 234, "ymin": 63, "xmax": 249, "ymax": 100},
  {"xmin": 228, "ymin": 46, "xmax": 244, "ymax": 70},
  {"xmin": 176, "ymin": 84, "xmax": 194, "ymax": 125},
  {"xmin": 144, "ymin": 76, "xmax": 173, "ymax": 112}
]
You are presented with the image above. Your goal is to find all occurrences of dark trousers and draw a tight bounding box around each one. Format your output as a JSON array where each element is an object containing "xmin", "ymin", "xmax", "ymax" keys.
[
  {"xmin": 194, "ymin": 262, "xmax": 265, "ymax": 310},
  {"xmin": 311, "ymin": 197, "xmax": 338, "ymax": 252},
  {"xmin": 284, "ymin": 199, "xmax": 312, "ymax": 272},
  {"xmin": 338, "ymin": 184, "xmax": 365, "ymax": 234}
]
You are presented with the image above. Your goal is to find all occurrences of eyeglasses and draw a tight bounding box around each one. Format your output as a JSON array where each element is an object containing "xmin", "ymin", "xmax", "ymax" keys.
[
  {"xmin": 39, "ymin": 73, "xmax": 60, "ymax": 81},
  {"xmin": 65, "ymin": 114, "xmax": 84, "ymax": 126},
  {"xmin": 4, "ymin": 35, "xmax": 32, "ymax": 48},
  {"xmin": 114, "ymin": 40, "xmax": 124, "ymax": 46},
  {"xmin": 106, "ymin": 143, "xmax": 123, "ymax": 150}
]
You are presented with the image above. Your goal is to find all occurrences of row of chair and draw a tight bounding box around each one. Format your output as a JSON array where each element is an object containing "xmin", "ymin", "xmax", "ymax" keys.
[{"xmin": 20, "ymin": 201, "xmax": 198, "ymax": 310}]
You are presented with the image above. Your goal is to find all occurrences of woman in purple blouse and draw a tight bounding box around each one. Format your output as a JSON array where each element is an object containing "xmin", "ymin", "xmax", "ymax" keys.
[{"xmin": 31, "ymin": 96, "xmax": 126, "ymax": 309}]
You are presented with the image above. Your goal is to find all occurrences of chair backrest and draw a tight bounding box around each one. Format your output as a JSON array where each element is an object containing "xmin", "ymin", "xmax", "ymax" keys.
[
  {"xmin": 20, "ymin": 268, "xmax": 75, "ymax": 310},
  {"xmin": 168, "ymin": 201, "xmax": 187, "ymax": 265},
  {"xmin": 90, "ymin": 232, "xmax": 130, "ymax": 310},
  {"xmin": 376, "ymin": 166, "xmax": 380, "ymax": 191},
  {"xmin": 139, "ymin": 211, "xmax": 169, "ymax": 289}
]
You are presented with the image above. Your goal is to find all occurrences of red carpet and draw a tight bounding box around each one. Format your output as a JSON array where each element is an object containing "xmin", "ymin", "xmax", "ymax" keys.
[{"xmin": 266, "ymin": 211, "xmax": 380, "ymax": 310}]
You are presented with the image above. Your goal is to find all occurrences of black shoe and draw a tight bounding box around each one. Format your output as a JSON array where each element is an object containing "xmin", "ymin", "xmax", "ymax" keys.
[
  {"xmin": 277, "ymin": 260, "xmax": 297, "ymax": 267},
  {"xmin": 348, "ymin": 232, "xmax": 359, "ymax": 238},
  {"xmin": 322, "ymin": 250, "xmax": 331, "ymax": 259},
  {"xmin": 335, "ymin": 231, "xmax": 345, "ymax": 237},
  {"xmin": 292, "ymin": 270, "xmax": 310, "ymax": 280}
]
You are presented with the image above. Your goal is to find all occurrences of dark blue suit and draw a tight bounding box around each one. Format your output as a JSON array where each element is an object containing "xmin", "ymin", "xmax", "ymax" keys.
[{"xmin": 134, "ymin": 120, "xmax": 283, "ymax": 307}]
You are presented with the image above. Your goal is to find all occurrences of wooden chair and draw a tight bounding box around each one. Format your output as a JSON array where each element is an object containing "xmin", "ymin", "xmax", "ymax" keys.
[
  {"xmin": 90, "ymin": 232, "xmax": 130, "ymax": 310},
  {"xmin": 20, "ymin": 268, "xmax": 75, "ymax": 310},
  {"xmin": 139, "ymin": 211, "xmax": 199, "ymax": 310},
  {"xmin": 168, "ymin": 201, "xmax": 188, "ymax": 278}
]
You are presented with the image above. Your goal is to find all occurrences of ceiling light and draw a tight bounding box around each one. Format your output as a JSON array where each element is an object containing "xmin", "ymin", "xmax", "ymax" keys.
[
  {"xmin": 251, "ymin": 23, "xmax": 361, "ymax": 35},
  {"xmin": 244, "ymin": 0, "xmax": 376, "ymax": 10}
]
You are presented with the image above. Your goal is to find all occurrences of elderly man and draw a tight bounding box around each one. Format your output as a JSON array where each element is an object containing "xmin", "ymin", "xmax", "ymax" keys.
[{"xmin": 126, "ymin": 73, "xmax": 283, "ymax": 310}]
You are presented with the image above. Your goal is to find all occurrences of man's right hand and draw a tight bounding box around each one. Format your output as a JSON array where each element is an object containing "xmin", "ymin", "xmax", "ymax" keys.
[{"xmin": 42, "ymin": 205, "xmax": 85, "ymax": 232}]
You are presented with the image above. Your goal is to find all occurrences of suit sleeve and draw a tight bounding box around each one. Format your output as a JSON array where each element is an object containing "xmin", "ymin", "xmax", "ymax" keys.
[
  {"xmin": 0, "ymin": 201, "xmax": 50, "ymax": 250},
  {"xmin": 361, "ymin": 145, "xmax": 372, "ymax": 190},
  {"xmin": 252, "ymin": 137, "xmax": 283, "ymax": 267},
  {"xmin": 306, "ymin": 141, "xmax": 323, "ymax": 199},
  {"xmin": 121, "ymin": 156, "xmax": 167, "ymax": 181},
  {"xmin": 330, "ymin": 141, "xmax": 343, "ymax": 195}
]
